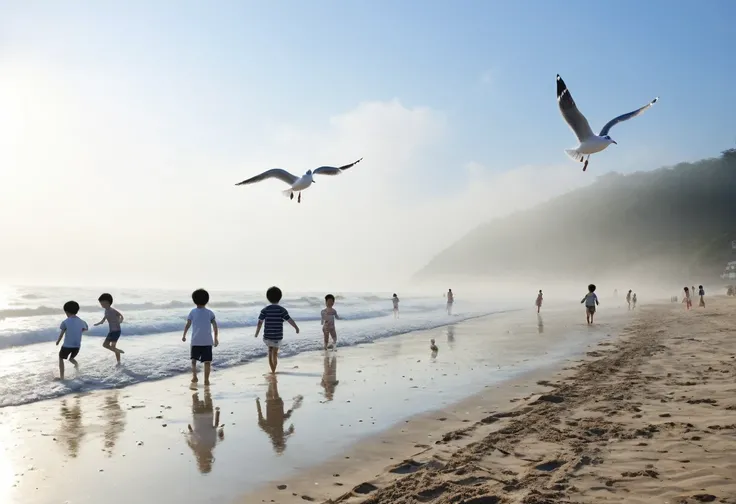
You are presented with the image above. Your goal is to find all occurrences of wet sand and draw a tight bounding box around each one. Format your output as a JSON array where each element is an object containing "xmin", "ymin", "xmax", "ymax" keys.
[
  {"xmin": 0, "ymin": 305, "xmax": 627, "ymax": 504},
  {"xmin": 243, "ymin": 298, "xmax": 736, "ymax": 504}
]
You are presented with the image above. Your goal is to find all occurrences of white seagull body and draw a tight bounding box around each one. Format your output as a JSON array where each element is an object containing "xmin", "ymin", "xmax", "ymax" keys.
[
  {"xmin": 556, "ymin": 74, "xmax": 658, "ymax": 172},
  {"xmin": 235, "ymin": 158, "xmax": 363, "ymax": 203}
]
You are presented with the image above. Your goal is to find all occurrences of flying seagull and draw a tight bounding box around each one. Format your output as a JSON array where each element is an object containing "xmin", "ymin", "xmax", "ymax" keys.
[
  {"xmin": 556, "ymin": 74, "xmax": 658, "ymax": 172},
  {"xmin": 235, "ymin": 158, "xmax": 363, "ymax": 203}
]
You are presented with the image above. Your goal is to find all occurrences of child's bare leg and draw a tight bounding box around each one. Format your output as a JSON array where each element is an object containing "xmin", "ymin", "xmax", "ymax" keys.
[
  {"xmin": 271, "ymin": 348, "xmax": 279, "ymax": 373},
  {"xmin": 323, "ymin": 330, "xmax": 329, "ymax": 350},
  {"xmin": 330, "ymin": 328, "xmax": 338, "ymax": 349},
  {"xmin": 204, "ymin": 362, "xmax": 211, "ymax": 386},
  {"xmin": 59, "ymin": 358, "xmax": 65, "ymax": 380},
  {"xmin": 70, "ymin": 358, "xmax": 79, "ymax": 370},
  {"xmin": 191, "ymin": 360, "xmax": 198, "ymax": 382},
  {"xmin": 109, "ymin": 341, "xmax": 122, "ymax": 364}
]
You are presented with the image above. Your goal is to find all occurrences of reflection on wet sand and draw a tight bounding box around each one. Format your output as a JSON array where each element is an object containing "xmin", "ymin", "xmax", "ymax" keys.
[
  {"xmin": 537, "ymin": 314, "xmax": 544, "ymax": 334},
  {"xmin": 102, "ymin": 390, "xmax": 126, "ymax": 456},
  {"xmin": 186, "ymin": 388, "xmax": 224, "ymax": 474},
  {"xmin": 320, "ymin": 354, "xmax": 339, "ymax": 401},
  {"xmin": 256, "ymin": 375, "xmax": 303, "ymax": 454},
  {"xmin": 59, "ymin": 397, "xmax": 84, "ymax": 458},
  {"xmin": 446, "ymin": 325, "xmax": 456, "ymax": 347}
]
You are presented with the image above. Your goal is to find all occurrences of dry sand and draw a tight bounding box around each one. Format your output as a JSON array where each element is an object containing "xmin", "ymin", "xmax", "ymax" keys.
[{"xmin": 248, "ymin": 298, "xmax": 736, "ymax": 504}]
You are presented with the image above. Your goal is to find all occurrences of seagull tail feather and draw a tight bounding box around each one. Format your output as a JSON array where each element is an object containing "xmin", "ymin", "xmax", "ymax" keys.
[{"xmin": 565, "ymin": 149, "xmax": 585, "ymax": 162}]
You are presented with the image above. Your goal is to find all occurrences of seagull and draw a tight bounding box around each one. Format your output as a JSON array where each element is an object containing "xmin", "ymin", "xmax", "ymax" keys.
[
  {"xmin": 556, "ymin": 74, "xmax": 658, "ymax": 172},
  {"xmin": 234, "ymin": 158, "xmax": 363, "ymax": 203}
]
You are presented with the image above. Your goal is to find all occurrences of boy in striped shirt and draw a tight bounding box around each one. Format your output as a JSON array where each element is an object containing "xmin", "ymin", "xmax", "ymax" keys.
[{"xmin": 254, "ymin": 286, "xmax": 300, "ymax": 373}]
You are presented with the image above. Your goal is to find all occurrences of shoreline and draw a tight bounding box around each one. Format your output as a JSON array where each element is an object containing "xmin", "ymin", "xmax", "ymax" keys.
[
  {"xmin": 242, "ymin": 298, "xmax": 736, "ymax": 504},
  {"xmin": 0, "ymin": 305, "xmax": 625, "ymax": 504}
]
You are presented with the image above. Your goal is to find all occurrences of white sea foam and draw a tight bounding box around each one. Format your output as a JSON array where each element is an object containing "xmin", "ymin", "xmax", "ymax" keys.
[{"xmin": 0, "ymin": 286, "xmax": 511, "ymax": 407}]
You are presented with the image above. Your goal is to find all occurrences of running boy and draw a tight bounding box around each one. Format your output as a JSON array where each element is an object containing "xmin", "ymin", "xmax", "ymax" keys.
[
  {"xmin": 56, "ymin": 301, "xmax": 88, "ymax": 380},
  {"xmin": 392, "ymin": 293, "xmax": 400, "ymax": 319},
  {"xmin": 255, "ymin": 286, "xmax": 299, "ymax": 374},
  {"xmin": 182, "ymin": 289, "xmax": 219, "ymax": 385},
  {"xmin": 321, "ymin": 294, "xmax": 340, "ymax": 350},
  {"xmin": 94, "ymin": 293, "xmax": 125, "ymax": 364},
  {"xmin": 581, "ymin": 284, "xmax": 599, "ymax": 325}
]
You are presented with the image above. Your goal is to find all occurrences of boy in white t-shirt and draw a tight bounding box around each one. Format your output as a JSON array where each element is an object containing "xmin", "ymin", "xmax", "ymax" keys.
[
  {"xmin": 581, "ymin": 284, "xmax": 600, "ymax": 325},
  {"xmin": 182, "ymin": 289, "xmax": 219, "ymax": 386},
  {"xmin": 56, "ymin": 301, "xmax": 89, "ymax": 380}
]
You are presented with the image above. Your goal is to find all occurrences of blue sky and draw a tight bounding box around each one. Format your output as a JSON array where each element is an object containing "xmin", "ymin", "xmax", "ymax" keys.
[{"xmin": 0, "ymin": 1, "xmax": 734, "ymax": 288}]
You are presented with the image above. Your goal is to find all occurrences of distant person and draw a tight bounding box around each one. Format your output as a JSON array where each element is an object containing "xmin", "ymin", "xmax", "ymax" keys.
[
  {"xmin": 56, "ymin": 301, "xmax": 88, "ymax": 380},
  {"xmin": 682, "ymin": 286, "xmax": 692, "ymax": 310},
  {"xmin": 392, "ymin": 293, "xmax": 400, "ymax": 319},
  {"xmin": 321, "ymin": 294, "xmax": 340, "ymax": 350},
  {"xmin": 581, "ymin": 284, "xmax": 599, "ymax": 325},
  {"xmin": 182, "ymin": 289, "xmax": 219, "ymax": 386},
  {"xmin": 446, "ymin": 289, "xmax": 454, "ymax": 315},
  {"xmin": 94, "ymin": 293, "xmax": 125, "ymax": 365},
  {"xmin": 698, "ymin": 285, "xmax": 705, "ymax": 307},
  {"xmin": 614, "ymin": 288, "xmax": 618, "ymax": 298},
  {"xmin": 535, "ymin": 290, "xmax": 543, "ymax": 313},
  {"xmin": 632, "ymin": 293, "xmax": 637, "ymax": 309},
  {"xmin": 255, "ymin": 286, "xmax": 300, "ymax": 374},
  {"xmin": 626, "ymin": 290, "xmax": 632, "ymax": 310}
]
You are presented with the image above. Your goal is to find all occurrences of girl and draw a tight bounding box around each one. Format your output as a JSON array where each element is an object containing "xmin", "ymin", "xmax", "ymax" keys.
[
  {"xmin": 535, "ymin": 290, "xmax": 543, "ymax": 313},
  {"xmin": 683, "ymin": 287, "xmax": 692, "ymax": 310}
]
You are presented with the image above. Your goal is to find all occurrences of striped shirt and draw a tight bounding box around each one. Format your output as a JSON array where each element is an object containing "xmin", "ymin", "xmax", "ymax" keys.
[{"xmin": 259, "ymin": 304, "xmax": 291, "ymax": 340}]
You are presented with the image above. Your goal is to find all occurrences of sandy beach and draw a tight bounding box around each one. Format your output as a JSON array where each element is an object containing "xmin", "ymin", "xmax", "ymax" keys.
[
  {"xmin": 244, "ymin": 297, "xmax": 736, "ymax": 504},
  {"xmin": 0, "ymin": 304, "xmax": 626, "ymax": 504}
]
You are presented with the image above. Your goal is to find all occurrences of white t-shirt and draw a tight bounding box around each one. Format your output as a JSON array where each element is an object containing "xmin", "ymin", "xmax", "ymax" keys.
[
  {"xmin": 187, "ymin": 308, "xmax": 216, "ymax": 346},
  {"xmin": 60, "ymin": 316, "xmax": 89, "ymax": 348}
]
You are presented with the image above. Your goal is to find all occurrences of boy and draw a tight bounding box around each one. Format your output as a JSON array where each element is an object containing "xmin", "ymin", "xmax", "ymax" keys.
[
  {"xmin": 56, "ymin": 301, "xmax": 88, "ymax": 380},
  {"xmin": 255, "ymin": 286, "xmax": 299, "ymax": 374},
  {"xmin": 321, "ymin": 294, "xmax": 340, "ymax": 350},
  {"xmin": 182, "ymin": 288, "xmax": 219, "ymax": 386},
  {"xmin": 581, "ymin": 284, "xmax": 599, "ymax": 325},
  {"xmin": 632, "ymin": 293, "xmax": 637, "ymax": 309},
  {"xmin": 94, "ymin": 292, "xmax": 125, "ymax": 365},
  {"xmin": 392, "ymin": 293, "xmax": 400, "ymax": 319},
  {"xmin": 626, "ymin": 290, "xmax": 632, "ymax": 310},
  {"xmin": 446, "ymin": 289, "xmax": 454, "ymax": 315},
  {"xmin": 683, "ymin": 286, "xmax": 692, "ymax": 310},
  {"xmin": 698, "ymin": 285, "xmax": 705, "ymax": 307}
]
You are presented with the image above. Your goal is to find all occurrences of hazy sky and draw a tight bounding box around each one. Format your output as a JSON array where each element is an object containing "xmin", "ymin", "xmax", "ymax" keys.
[{"xmin": 0, "ymin": 1, "xmax": 734, "ymax": 291}]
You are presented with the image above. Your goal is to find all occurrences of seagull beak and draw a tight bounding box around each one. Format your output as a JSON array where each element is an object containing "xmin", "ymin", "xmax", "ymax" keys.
[{"xmin": 611, "ymin": 140, "xmax": 618, "ymax": 145}]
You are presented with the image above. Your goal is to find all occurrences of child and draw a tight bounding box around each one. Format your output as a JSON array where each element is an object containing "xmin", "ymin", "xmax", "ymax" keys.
[
  {"xmin": 446, "ymin": 289, "xmax": 454, "ymax": 315},
  {"xmin": 392, "ymin": 293, "xmax": 400, "ymax": 319},
  {"xmin": 698, "ymin": 285, "xmax": 705, "ymax": 307},
  {"xmin": 94, "ymin": 293, "xmax": 125, "ymax": 365},
  {"xmin": 255, "ymin": 286, "xmax": 299, "ymax": 374},
  {"xmin": 321, "ymin": 294, "xmax": 340, "ymax": 350},
  {"xmin": 182, "ymin": 288, "xmax": 219, "ymax": 386},
  {"xmin": 535, "ymin": 290, "xmax": 543, "ymax": 313},
  {"xmin": 632, "ymin": 293, "xmax": 637, "ymax": 309},
  {"xmin": 626, "ymin": 290, "xmax": 632, "ymax": 310},
  {"xmin": 683, "ymin": 286, "xmax": 692, "ymax": 310},
  {"xmin": 581, "ymin": 284, "xmax": 599, "ymax": 325},
  {"xmin": 56, "ymin": 301, "xmax": 89, "ymax": 380}
]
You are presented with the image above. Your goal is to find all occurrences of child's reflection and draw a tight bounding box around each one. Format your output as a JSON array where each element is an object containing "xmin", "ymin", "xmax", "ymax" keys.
[
  {"xmin": 320, "ymin": 354, "xmax": 339, "ymax": 401},
  {"xmin": 186, "ymin": 388, "xmax": 224, "ymax": 473},
  {"xmin": 256, "ymin": 375, "xmax": 303, "ymax": 454}
]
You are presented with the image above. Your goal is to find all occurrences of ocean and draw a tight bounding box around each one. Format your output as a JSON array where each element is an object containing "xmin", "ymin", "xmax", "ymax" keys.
[{"xmin": 0, "ymin": 286, "xmax": 510, "ymax": 407}]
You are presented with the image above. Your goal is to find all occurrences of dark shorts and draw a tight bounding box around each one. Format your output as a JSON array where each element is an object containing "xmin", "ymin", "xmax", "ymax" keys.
[
  {"xmin": 191, "ymin": 345, "xmax": 213, "ymax": 362},
  {"xmin": 586, "ymin": 305, "xmax": 596, "ymax": 314},
  {"xmin": 59, "ymin": 347, "xmax": 80, "ymax": 360},
  {"xmin": 105, "ymin": 331, "xmax": 121, "ymax": 343}
]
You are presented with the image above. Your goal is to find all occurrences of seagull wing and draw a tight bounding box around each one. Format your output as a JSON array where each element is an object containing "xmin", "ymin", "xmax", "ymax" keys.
[
  {"xmin": 234, "ymin": 169, "xmax": 299, "ymax": 186},
  {"xmin": 598, "ymin": 97, "xmax": 659, "ymax": 137},
  {"xmin": 313, "ymin": 157, "xmax": 363, "ymax": 176},
  {"xmin": 557, "ymin": 74, "xmax": 595, "ymax": 142}
]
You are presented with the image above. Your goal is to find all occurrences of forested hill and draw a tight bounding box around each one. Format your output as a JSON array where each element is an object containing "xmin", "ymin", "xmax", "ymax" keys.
[{"xmin": 417, "ymin": 149, "xmax": 736, "ymax": 285}]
